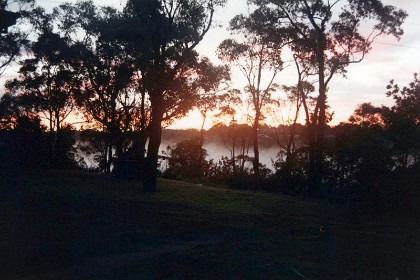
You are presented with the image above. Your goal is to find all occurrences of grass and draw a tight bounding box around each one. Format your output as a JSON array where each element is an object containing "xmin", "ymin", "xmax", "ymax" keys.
[{"xmin": 0, "ymin": 169, "xmax": 419, "ymax": 279}]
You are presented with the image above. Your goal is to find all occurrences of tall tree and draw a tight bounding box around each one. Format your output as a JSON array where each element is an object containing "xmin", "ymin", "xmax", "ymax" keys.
[
  {"xmin": 5, "ymin": 21, "xmax": 76, "ymax": 167},
  {"xmin": 277, "ymin": 79, "xmax": 314, "ymax": 180},
  {"xmin": 382, "ymin": 73, "xmax": 420, "ymax": 167},
  {"xmin": 0, "ymin": 0, "xmax": 34, "ymax": 77},
  {"xmin": 123, "ymin": 0, "xmax": 226, "ymax": 192},
  {"xmin": 58, "ymin": 2, "xmax": 136, "ymax": 173},
  {"xmin": 195, "ymin": 58, "xmax": 230, "ymax": 179},
  {"xmin": 246, "ymin": 0, "xmax": 407, "ymax": 192},
  {"xmin": 217, "ymin": 26, "xmax": 284, "ymax": 181}
]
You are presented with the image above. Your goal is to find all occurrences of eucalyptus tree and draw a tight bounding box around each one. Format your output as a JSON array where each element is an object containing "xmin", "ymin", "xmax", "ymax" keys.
[
  {"xmin": 123, "ymin": 0, "xmax": 226, "ymax": 192},
  {"xmin": 278, "ymin": 80, "xmax": 314, "ymax": 176},
  {"xmin": 194, "ymin": 58, "xmax": 230, "ymax": 178},
  {"xmin": 5, "ymin": 20, "xmax": 76, "ymax": 167},
  {"xmin": 245, "ymin": 0, "xmax": 407, "ymax": 192},
  {"xmin": 56, "ymin": 2, "xmax": 137, "ymax": 173},
  {"xmin": 211, "ymin": 88, "xmax": 242, "ymax": 173},
  {"xmin": 217, "ymin": 22, "xmax": 284, "ymax": 180},
  {"xmin": 0, "ymin": 0, "xmax": 34, "ymax": 77},
  {"xmin": 382, "ymin": 74, "xmax": 420, "ymax": 168},
  {"xmin": 6, "ymin": 29, "xmax": 74, "ymax": 132}
]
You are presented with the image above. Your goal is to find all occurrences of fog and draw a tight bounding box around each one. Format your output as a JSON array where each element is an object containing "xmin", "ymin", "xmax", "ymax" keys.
[
  {"xmin": 160, "ymin": 137, "xmax": 281, "ymax": 171},
  {"xmin": 74, "ymin": 130, "xmax": 282, "ymax": 171}
]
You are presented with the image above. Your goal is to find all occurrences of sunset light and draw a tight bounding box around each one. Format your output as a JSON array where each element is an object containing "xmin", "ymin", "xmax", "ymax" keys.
[{"xmin": 1, "ymin": 0, "xmax": 419, "ymax": 278}]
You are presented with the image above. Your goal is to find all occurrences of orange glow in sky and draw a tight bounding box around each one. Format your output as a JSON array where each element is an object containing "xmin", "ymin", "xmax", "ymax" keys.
[
  {"xmin": 1, "ymin": 0, "xmax": 419, "ymax": 130},
  {"xmin": 170, "ymin": 0, "xmax": 420, "ymax": 129}
]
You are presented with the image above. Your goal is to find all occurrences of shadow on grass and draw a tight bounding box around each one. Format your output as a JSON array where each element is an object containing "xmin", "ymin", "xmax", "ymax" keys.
[{"xmin": 0, "ymin": 169, "xmax": 418, "ymax": 279}]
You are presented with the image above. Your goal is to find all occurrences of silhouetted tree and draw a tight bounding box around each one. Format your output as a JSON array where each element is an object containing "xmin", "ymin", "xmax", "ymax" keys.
[
  {"xmin": 57, "ymin": 2, "xmax": 136, "ymax": 173},
  {"xmin": 0, "ymin": 93, "xmax": 21, "ymax": 129},
  {"xmin": 348, "ymin": 102, "xmax": 384, "ymax": 127},
  {"xmin": 0, "ymin": 0, "xmax": 34, "ymax": 77},
  {"xmin": 245, "ymin": 0, "xmax": 407, "ymax": 193},
  {"xmin": 275, "ymin": 79, "xmax": 315, "ymax": 187},
  {"xmin": 195, "ymin": 60, "xmax": 230, "ymax": 179},
  {"xmin": 163, "ymin": 137, "xmax": 210, "ymax": 180},
  {"xmin": 217, "ymin": 21, "xmax": 283, "ymax": 181},
  {"xmin": 382, "ymin": 74, "xmax": 420, "ymax": 168},
  {"xmin": 323, "ymin": 74, "xmax": 419, "ymax": 207},
  {"xmin": 13, "ymin": 115, "xmax": 49, "ymax": 167},
  {"xmin": 5, "ymin": 24, "xmax": 76, "ymax": 167},
  {"xmin": 123, "ymin": 0, "xmax": 226, "ymax": 192}
]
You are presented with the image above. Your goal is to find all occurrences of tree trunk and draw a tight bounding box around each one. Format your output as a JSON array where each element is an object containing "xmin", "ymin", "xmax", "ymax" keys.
[
  {"xmin": 307, "ymin": 121, "xmax": 317, "ymax": 194},
  {"xmin": 135, "ymin": 132, "xmax": 147, "ymax": 179},
  {"xmin": 312, "ymin": 44, "xmax": 327, "ymax": 195},
  {"xmin": 55, "ymin": 111, "xmax": 60, "ymax": 168},
  {"xmin": 106, "ymin": 135, "xmax": 113, "ymax": 174},
  {"xmin": 231, "ymin": 120, "xmax": 236, "ymax": 174},
  {"xmin": 198, "ymin": 113, "xmax": 206, "ymax": 180},
  {"xmin": 252, "ymin": 111, "xmax": 260, "ymax": 180},
  {"xmin": 142, "ymin": 108, "xmax": 163, "ymax": 193},
  {"xmin": 136, "ymin": 88, "xmax": 148, "ymax": 179}
]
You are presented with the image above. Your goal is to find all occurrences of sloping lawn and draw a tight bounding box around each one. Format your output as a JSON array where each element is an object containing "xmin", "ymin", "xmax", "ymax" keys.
[{"xmin": 0, "ymin": 169, "xmax": 418, "ymax": 279}]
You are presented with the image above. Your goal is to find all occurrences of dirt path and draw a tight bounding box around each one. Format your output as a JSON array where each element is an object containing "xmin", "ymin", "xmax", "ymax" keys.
[{"xmin": 19, "ymin": 237, "xmax": 223, "ymax": 280}]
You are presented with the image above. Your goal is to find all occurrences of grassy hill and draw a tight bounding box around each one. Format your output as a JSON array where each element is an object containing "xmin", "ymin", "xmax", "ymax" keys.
[{"xmin": 1, "ymin": 170, "xmax": 418, "ymax": 279}]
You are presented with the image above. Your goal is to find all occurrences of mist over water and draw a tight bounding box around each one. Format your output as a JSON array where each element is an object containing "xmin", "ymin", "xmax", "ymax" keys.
[
  {"xmin": 160, "ymin": 135, "xmax": 281, "ymax": 171},
  {"xmin": 74, "ymin": 129, "xmax": 282, "ymax": 171}
]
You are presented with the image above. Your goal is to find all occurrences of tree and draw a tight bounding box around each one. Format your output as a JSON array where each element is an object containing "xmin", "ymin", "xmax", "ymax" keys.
[
  {"xmin": 348, "ymin": 102, "xmax": 384, "ymax": 127},
  {"xmin": 5, "ymin": 14, "xmax": 77, "ymax": 168},
  {"xmin": 123, "ymin": 0, "xmax": 226, "ymax": 192},
  {"xmin": 217, "ymin": 19, "xmax": 284, "ymax": 180},
  {"xmin": 0, "ymin": 93, "xmax": 21, "ymax": 129},
  {"xmin": 272, "ymin": 80, "xmax": 314, "ymax": 192},
  {"xmin": 384, "ymin": 73, "xmax": 420, "ymax": 126},
  {"xmin": 0, "ymin": 0, "xmax": 34, "ymax": 77},
  {"xmin": 195, "ymin": 59, "xmax": 230, "ymax": 179},
  {"xmin": 57, "ymin": 2, "xmax": 137, "ymax": 173},
  {"xmin": 8, "ymin": 115, "xmax": 49, "ymax": 168},
  {"xmin": 246, "ymin": 0, "xmax": 407, "ymax": 192},
  {"xmin": 382, "ymin": 74, "xmax": 420, "ymax": 168},
  {"xmin": 323, "ymin": 74, "xmax": 419, "ymax": 205},
  {"xmin": 163, "ymin": 137, "xmax": 210, "ymax": 180}
]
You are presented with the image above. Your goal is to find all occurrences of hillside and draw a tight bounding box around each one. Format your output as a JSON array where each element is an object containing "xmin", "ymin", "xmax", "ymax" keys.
[{"xmin": 1, "ymin": 170, "xmax": 418, "ymax": 279}]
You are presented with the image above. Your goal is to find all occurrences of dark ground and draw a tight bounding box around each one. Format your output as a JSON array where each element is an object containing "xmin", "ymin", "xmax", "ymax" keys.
[{"xmin": 0, "ymin": 169, "xmax": 419, "ymax": 279}]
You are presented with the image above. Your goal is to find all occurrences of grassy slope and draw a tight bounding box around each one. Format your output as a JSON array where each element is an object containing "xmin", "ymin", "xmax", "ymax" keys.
[{"xmin": 0, "ymin": 170, "xmax": 418, "ymax": 279}]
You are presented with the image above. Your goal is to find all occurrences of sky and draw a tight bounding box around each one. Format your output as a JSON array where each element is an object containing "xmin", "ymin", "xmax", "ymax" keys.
[
  {"xmin": 174, "ymin": 0, "xmax": 420, "ymax": 129},
  {"xmin": 2, "ymin": 0, "xmax": 420, "ymax": 129}
]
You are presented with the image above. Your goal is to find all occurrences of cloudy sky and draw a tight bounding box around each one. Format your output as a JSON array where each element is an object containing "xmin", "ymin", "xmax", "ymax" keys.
[
  {"xmin": 3, "ymin": 0, "xmax": 419, "ymax": 129},
  {"xmin": 178, "ymin": 0, "xmax": 420, "ymax": 128}
]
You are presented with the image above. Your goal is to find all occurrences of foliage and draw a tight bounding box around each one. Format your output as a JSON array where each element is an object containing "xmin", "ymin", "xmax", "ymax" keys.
[
  {"xmin": 162, "ymin": 137, "xmax": 211, "ymax": 181},
  {"xmin": 0, "ymin": 0, "xmax": 35, "ymax": 77},
  {"xmin": 348, "ymin": 102, "xmax": 384, "ymax": 127},
  {"xmin": 382, "ymin": 74, "xmax": 420, "ymax": 167},
  {"xmin": 218, "ymin": 16, "xmax": 284, "ymax": 178},
  {"xmin": 51, "ymin": 2, "xmax": 141, "ymax": 173},
  {"xmin": 76, "ymin": 128, "xmax": 110, "ymax": 172},
  {"xmin": 121, "ymin": 0, "xmax": 227, "ymax": 192},
  {"xmin": 4, "ymin": 9, "xmax": 80, "ymax": 169},
  {"xmin": 320, "ymin": 74, "xmax": 419, "ymax": 204},
  {"xmin": 0, "ymin": 93, "xmax": 22, "ymax": 129},
  {"xmin": 0, "ymin": 115, "xmax": 77, "ymax": 170},
  {"xmin": 5, "ymin": 28, "xmax": 75, "ymax": 132},
  {"xmin": 244, "ymin": 0, "xmax": 407, "ymax": 190}
]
